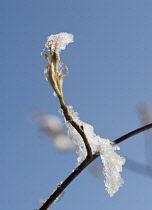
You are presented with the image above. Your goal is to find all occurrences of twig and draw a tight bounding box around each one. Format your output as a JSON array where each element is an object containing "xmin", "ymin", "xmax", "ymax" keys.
[
  {"xmin": 39, "ymin": 155, "xmax": 98, "ymax": 210},
  {"xmin": 113, "ymin": 123, "xmax": 152, "ymax": 145},
  {"xmin": 60, "ymin": 102, "xmax": 92, "ymax": 158},
  {"xmin": 38, "ymin": 123, "xmax": 152, "ymax": 210}
]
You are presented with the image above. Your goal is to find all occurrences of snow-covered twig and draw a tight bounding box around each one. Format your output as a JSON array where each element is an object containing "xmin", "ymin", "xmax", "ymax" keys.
[
  {"xmin": 38, "ymin": 123, "xmax": 152, "ymax": 210},
  {"xmin": 39, "ymin": 32, "xmax": 152, "ymax": 210},
  {"xmin": 60, "ymin": 102, "xmax": 92, "ymax": 158}
]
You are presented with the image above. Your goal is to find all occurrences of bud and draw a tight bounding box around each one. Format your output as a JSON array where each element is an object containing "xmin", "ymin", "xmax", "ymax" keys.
[{"xmin": 41, "ymin": 32, "xmax": 74, "ymax": 99}]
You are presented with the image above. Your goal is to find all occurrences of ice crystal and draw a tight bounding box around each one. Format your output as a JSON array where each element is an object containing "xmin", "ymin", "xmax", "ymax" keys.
[
  {"xmin": 45, "ymin": 32, "xmax": 74, "ymax": 52},
  {"xmin": 59, "ymin": 106, "xmax": 125, "ymax": 196}
]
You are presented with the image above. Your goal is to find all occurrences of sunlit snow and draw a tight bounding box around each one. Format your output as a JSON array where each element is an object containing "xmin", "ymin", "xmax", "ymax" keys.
[{"xmin": 60, "ymin": 106, "xmax": 125, "ymax": 196}]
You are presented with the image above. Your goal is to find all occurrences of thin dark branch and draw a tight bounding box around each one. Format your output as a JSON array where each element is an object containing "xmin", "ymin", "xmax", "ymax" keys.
[
  {"xmin": 38, "ymin": 123, "xmax": 152, "ymax": 210},
  {"xmin": 60, "ymin": 104, "xmax": 92, "ymax": 158},
  {"xmin": 113, "ymin": 123, "xmax": 152, "ymax": 145},
  {"xmin": 39, "ymin": 155, "xmax": 98, "ymax": 210}
]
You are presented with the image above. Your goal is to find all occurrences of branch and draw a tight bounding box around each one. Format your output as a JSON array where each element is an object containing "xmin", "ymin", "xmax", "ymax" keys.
[
  {"xmin": 113, "ymin": 123, "xmax": 152, "ymax": 144},
  {"xmin": 39, "ymin": 155, "xmax": 98, "ymax": 210},
  {"xmin": 60, "ymin": 102, "xmax": 92, "ymax": 158},
  {"xmin": 38, "ymin": 123, "xmax": 152, "ymax": 210}
]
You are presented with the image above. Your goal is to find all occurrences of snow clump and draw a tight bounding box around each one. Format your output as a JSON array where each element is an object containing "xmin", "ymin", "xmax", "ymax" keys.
[{"xmin": 60, "ymin": 106, "xmax": 125, "ymax": 196}]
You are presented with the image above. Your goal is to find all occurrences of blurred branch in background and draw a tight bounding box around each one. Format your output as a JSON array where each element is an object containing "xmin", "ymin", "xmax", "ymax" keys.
[
  {"xmin": 33, "ymin": 112, "xmax": 104, "ymax": 180},
  {"xmin": 33, "ymin": 112, "xmax": 105, "ymax": 180},
  {"xmin": 33, "ymin": 112, "xmax": 76, "ymax": 152},
  {"xmin": 124, "ymin": 157, "xmax": 152, "ymax": 178},
  {"xmin": 139, "ymin": 104, "xmax": 152, "ymax": 167}
]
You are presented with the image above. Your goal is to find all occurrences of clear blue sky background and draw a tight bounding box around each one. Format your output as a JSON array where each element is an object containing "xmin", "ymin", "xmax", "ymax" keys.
[{"xmin": 2, "ymin": 0, "xmax": 152, "ymax": 209}]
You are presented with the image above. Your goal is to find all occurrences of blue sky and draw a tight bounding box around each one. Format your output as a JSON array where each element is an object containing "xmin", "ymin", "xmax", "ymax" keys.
[{"xmin": 2, "ymin": 0, "xmax": 152, "ymax": 209}]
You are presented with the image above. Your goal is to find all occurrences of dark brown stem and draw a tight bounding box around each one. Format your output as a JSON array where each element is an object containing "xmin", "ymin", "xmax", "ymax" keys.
[
  {"xmin": 113, "ymin": 123, "xmax": 152, "ymax": 145},
  {"xmin": 38, "ymin": 123, "xmax": 152, "ymax": 210},
  {"xmin": 60, "ymin": 103, "xmax": 92, "ymax": 158},
  {"xmin": 39, "ymin": 155, "xmax": 98, "ymax": 210}
]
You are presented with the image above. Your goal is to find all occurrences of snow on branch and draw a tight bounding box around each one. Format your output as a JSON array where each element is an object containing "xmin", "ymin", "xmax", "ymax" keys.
[{"xmin": 60, "ymin": 106, "xmax": 125, "ymax": 196}]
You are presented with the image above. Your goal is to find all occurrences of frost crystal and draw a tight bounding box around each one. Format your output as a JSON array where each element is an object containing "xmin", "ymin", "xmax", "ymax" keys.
[
  {"xmin": 59, "ymin": 106, "xmax": 125, "ymax": 196},
  {"xmin": 45, "ymin": 32, "xmax": 74, "ymax": 52}
]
